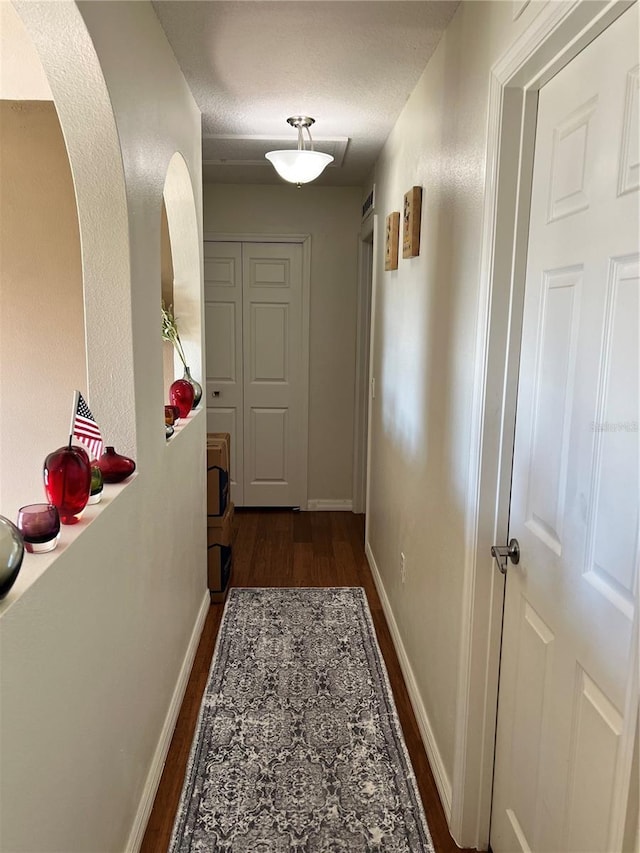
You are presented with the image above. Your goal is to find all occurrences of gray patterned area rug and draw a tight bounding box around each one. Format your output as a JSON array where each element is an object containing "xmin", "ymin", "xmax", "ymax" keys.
[{"xmin": 169, "ymin": 587, "xmax": 434, "ymax": 852}]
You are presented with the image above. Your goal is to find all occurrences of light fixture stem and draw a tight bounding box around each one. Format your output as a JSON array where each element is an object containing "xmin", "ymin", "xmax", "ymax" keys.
[
  {"xmin": 304, "ymin": 125, "xmax": 314, "ymax": 151},
  {"xmin": 297, "ymin": 124, "xmax": 303, "ymax": 151}
]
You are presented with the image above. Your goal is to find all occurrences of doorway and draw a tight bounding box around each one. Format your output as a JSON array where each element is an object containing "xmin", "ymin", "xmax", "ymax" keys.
[
  {"xmin": 490, "ymin": 5, "xmax": 638, "ymax": 850},
  {"xmin": 204, "ymin": 237, "xmax": 310, "ymax": 508},
  {"xmin": 451, "ymin": 2, "xmax": 639, "ymax": 848}
]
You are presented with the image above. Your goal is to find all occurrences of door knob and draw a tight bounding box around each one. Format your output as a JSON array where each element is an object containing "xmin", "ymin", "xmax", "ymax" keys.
[{"xmin": 491, "ymin": 538, "xmax": 520, "ymax": 574}]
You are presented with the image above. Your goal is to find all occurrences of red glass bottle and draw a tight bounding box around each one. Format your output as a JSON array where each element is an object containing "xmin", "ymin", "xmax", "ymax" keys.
[
  {"xmin": 97, "ymin": 446, "xmax": 136, "ymax": 484},
  {"xmin": 43, "ymin": 445, "xmax": 91, "ymax": 524},
  {"xmin": 169, "ymin": 378, "xmax": 194, "ymax": 418}
]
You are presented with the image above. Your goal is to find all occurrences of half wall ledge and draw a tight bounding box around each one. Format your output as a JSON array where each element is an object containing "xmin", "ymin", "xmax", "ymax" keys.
[{"xmin": 0, "ymin": 475, "xmax": 137, "ymax": 617}]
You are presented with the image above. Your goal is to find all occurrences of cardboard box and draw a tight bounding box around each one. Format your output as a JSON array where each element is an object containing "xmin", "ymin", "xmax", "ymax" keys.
[
  {"xmin": 206, "ymin": 432, "xmax": 230, "ymax": 474},
  {"xmin": 207, "ymin": 501, "xmax": 234, "ymax": 540},
  {"xmin": 209, "ymin": 562, "xmax": 232, "ymax": 603},
  {"xmin": 207, "ymin": 542, "xmax": 232, "ymax": 591},
  {"xmin": 207, "ymin": 443, "xmax": 229, "ymax": 518},
  {"xmin": 204, "ymin": 408, "xmax": 232, "ymax": 597},
  {"xmin": 208, "ymin": 430, "xmax": 230, "ymax": 457},
  {"xmin": 206, "ymin": 438, "xmax": 228, "ymax": 474},
  {"xmin": 207, "ymin": 467, "xmax": 228, "ymax": 518}
]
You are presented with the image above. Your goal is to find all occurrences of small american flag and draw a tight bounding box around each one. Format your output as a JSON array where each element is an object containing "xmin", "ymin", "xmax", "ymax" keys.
[{"xmin": 72, "ymin": 392, "xmax": 104, "ymax": 461}]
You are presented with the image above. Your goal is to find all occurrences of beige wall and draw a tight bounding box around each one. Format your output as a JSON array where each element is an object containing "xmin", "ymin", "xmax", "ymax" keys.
[
  {"xmin": 203, "ymin": 183, "xmax": 362, "ymax": 504},
  {"xmin": 367, "ymin": 0, "xmax": 549, "ymax": 811},
  {"xmin": 0, "ymin": 4, "xmax": 205, "ymax": 852},
  {"xmin": 161, "ymin": 200, "xmax": 176, "ymax": 396},
  {"xmin": 0, "ymin": 100, "xmax": 86, "ymax": 518},
  {"xmin": 0, "ymin": 3, "xmax": 52, "ymax": 99}
]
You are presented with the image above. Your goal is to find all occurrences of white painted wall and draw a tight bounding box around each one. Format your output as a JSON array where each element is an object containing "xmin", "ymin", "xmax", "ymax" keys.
[
  {"xmin": 366, "ymin": 0, "xmax": 553, "ymax": 822},
  {"xmin": 203, "ymin": 183, "xmax": 361, "ymax": 504},
  {"xmin": 0, "ymin": 3, "xmax": 205, "ymax": 851}
]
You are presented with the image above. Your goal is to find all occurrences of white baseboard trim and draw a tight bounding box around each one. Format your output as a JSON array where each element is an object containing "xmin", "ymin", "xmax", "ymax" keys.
[
  {"xmin": 126, "ymin": 590, "xmax": 210, "ymax": 853},
  {"xmin": 365, "ymin": 540, "xmax": 453, "ymax": 822},
  {"xmin": 306, "ymin": 499, "xmax": 353, "ymax": 511}
]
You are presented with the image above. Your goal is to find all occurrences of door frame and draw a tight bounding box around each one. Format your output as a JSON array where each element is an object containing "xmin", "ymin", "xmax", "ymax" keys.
[
  {"xmin": 203, "ymin": 232, "xmax": 311, "ymax": 509},
  {"xmin": 352, "ymin": 214, "xmax": 375, "ymax": 514},
  {"xmin": 364, "ymin": 215, "xmax": 380, "ymax": 546},
  {"xmin": 450, "ymin": 2, "xmax": 638, "ymax": 848}
]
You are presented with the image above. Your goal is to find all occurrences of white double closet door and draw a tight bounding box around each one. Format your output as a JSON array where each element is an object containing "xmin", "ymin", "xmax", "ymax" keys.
[{"xmin": 204, "ymin": 240, "xmax": 307, "ymax": 508}]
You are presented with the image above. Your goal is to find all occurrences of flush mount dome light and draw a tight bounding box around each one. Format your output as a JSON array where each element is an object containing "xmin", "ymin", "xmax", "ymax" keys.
[{"xmin": 265, "ymin": 116, "xmax": 334, "ymax": 186}]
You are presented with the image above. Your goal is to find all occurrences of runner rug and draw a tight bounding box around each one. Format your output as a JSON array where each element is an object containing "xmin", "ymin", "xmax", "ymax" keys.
[{"xmin": 169, "ymin": 587, "xmax": 434, "ymax": 852}]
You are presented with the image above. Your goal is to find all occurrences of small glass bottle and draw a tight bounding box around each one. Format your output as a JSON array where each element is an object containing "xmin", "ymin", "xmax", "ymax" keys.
[{"xmin": 88, "ymin": 464, "xmax": 104, "ymax": 504}]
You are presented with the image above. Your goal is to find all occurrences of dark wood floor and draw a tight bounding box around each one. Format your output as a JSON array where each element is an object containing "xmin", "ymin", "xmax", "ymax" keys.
[{"xmin": 141, "ymin": 510, "xmax": 470, "ymax": 852}]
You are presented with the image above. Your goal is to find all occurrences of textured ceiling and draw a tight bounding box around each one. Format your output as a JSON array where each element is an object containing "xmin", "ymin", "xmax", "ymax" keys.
[{"xmin": 152, "ymin": 1, "xmax": 460, "ymax": 186}]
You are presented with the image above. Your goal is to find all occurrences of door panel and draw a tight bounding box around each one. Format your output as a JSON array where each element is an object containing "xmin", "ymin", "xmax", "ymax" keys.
[
  {"xmin": 587, "ymin": 257, "xmax": 638, "ymax": 613},
  {"xmin": 243, "ymin": 243, "xmax": 304, "ymax": 506},
  {"xmin": 491, "ymin": 7, "xmax": 639, "ymax": 852},
  {"xmin": 205, "ymin": 301, "xmax": 237, "ymax": 381},
  {"xmin": 504, "ymin": 599, "xmax": 555, "ymax": 845},
  {"xmin": 547, "ymin": 97, "xmax": 596, "ymax": 222},
  {"xmin": 204, "ymin": 241, "xmax": 243, "ymax": 504},
  {"xmin": 249, "ymin": 408, "xmax": 288, "ymax": 481},
  {"xmin": 250, "ymin": 303, "xmax": 289, "ymax": 382},
  {"xmin": 564, "ymin": 669, "xmax": 623, "ymax": 853},
  {"xmin": 525, "ymin": 266, "xmax": 581, "ymax": 554},
  {"xmin": 618, "ymin": 67, "xmax": 639, "ymax": 195}
]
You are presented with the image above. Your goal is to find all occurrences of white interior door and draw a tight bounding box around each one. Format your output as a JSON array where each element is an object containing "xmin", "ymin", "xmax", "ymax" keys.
[
  {"xmin": 204, "ymin": 240, "xmax": 307, "ymax": 508},
  {"xmin": 204, "ymin": 241, "xmax": 244, "ymax": 504},
  {"xmin": 242, "ymin": 242, "xmax": 305, "ymax": 507},
  {"xmin": 491, "ymin": 7, "xmax": 639, "ymax": 853}
]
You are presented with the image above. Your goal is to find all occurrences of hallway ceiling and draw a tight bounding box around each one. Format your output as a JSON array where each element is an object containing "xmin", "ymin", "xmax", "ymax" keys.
[{"xmin": 152, "ymin": 1, "xmax": 460, "ymax": 187}]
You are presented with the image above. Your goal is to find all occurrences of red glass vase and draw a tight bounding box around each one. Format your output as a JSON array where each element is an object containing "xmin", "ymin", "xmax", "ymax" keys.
[
  {"xmin": 183, "ymin": 367, "xmax": 202, "ymax": 409},
  {"xmin": 97, "ymin": 446, "xmax": 136, "ymax": 484},
  {"xmin": 170, "ymin": 378, "xmax": 194, "ymax": 418},
  {"xmin": 43, "ymin": 445, "xmax": 91, "ymax": 524}
]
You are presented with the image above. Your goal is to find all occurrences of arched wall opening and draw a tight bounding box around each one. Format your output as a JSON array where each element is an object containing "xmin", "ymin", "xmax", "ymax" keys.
[
  {"xmin": 12, "ymin": 0, "xmax": 135, "ymax": 460},
  {"xmin": 0, "ymin": 0, "xmax": 133, "ymax": 577},
  {"xmin": 162, "ymin": 152, "xmax": 203, "ymax": 410},
  {"xmin": 0, "ymin": 5, "xmax": 87, "ymax": 519}
]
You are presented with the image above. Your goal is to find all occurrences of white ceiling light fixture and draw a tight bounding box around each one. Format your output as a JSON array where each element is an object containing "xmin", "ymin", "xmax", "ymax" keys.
[{"xmin": 265, "ymin": 116, "xmax": 334, "ymax": 186}]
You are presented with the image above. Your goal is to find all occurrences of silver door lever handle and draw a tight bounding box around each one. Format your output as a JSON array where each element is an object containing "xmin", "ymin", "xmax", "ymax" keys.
[{"xmin": 491, "ymin": 539, "xmax": 520, "ymax": 574}]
